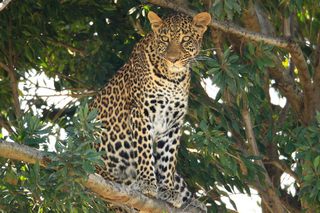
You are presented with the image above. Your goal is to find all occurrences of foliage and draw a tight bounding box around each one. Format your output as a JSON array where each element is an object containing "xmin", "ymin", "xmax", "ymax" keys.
[
  {"xmin": 0, "ymin": 103, "xmax": 107, "ymax": 212},
  {"xmin": 1, "ymin": 0, "xmax": 320, "ymax": 212}
]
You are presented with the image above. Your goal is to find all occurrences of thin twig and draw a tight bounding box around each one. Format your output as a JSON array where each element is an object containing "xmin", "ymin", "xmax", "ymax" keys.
[
  {"xmin": 0, "ymin": 61, "xmax": 10, "ymax": 72},
  {"xmin": 21, "ymin": 72, "xmax": 95, "ymax": 94},
  {"xmin": 23, "ymin": 90, "xmax": 96, "ymax": 98},
  {"xmin": 0, "ymin": 115, "xmax": 16, "ymax": 135},
  {"xmin": 47, "ymin": 39, "xmax": 86, "ymax": 57},
  {"xmin": 54, "ymin": 71, "xmax": 92, "ymax": 89},
  {"xmin": 129, "ymin": 16, "xmax": 146, "ymax": 36},
  {"xmin": 51, "ymin": 99, "xmax": 75, "ymax": 123}
]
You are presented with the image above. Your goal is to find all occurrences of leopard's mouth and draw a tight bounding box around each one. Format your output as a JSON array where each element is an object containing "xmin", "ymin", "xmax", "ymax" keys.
[{"xmin": 165, "ymin": 60, "xmax": 189, "ymax": 72}]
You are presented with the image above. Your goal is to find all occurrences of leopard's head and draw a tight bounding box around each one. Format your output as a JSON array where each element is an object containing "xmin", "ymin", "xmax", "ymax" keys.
[{"xmin": 148, "ymin": 11, "xmax": 211, "ymax": 71}]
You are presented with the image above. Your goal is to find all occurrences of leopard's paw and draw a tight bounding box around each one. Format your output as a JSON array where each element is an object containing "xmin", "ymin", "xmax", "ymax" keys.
[
  {"xmin": 157, "ymin": 187, "xmax": 183, "ymax": 208},
  {"xmin": 181, "ymin": 198, "xmax": 207, "ymax": 213},
  {"xmin": 131, "ymin": 180, "xmax": 158, "ymax": 197}
]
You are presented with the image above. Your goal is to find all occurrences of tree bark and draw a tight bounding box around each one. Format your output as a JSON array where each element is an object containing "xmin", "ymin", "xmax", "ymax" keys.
[{"xmin": 7, "ymin": 17, "xmax": 22, "ymax": 119}]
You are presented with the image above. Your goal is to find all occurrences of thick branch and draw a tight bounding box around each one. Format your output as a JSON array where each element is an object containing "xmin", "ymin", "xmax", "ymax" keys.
[
  {"xmin": 241, "ymin": 108, "xmax": 260, "ymax": 158},
  {"xmin": 263, "ymin": 159, "xmax": 301, "ymax": 185},
  {"xmin": 268, "ymin": 66, "xmax": 303, "ymax": 115},
  {"xmin": 290, "ymin": 47, "xmax": 313, "ymax": 124},
  {"xmin": 0, "ymin": 141, "xmax": 202, "ymax": 213},
  {"xmin": 313, "ymin": 32, "xmax": 320, "ymax": 112},
  {"xmin": 148, "ymin": 0, "xmax": 296, "ymax": 48},
  {"xmin": 7, "ymin": 61, "xmax": 21, "ymax": 118},
  {"xmin": 314, "ymin": 37, "xmax": 320, "ymax": 86},
  {"xmin": 248, "ymin": 180, "xmax": 300, "ymax": 213},
  {"xmin": 7, "ymin": 17, "xmax": 21, "ymax": 118},
  {"xmin": 1, "ymin": 47, "xmax": 21, "ymax": 120}
]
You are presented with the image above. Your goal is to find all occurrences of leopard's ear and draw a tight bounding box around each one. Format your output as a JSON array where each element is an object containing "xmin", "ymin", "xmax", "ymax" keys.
[
  {"xmin": 148, "ymin": 11, "xmax": 163, "ymax": 33},
  {"xmin": 193, "ymin": 12, "xmax": 211, "ymax": 33}
]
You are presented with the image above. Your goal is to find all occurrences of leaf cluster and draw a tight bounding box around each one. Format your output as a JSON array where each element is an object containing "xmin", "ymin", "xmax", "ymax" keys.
[{"xmin": 0, "ymin": 104, "xmax": 108, "ymax": 212}]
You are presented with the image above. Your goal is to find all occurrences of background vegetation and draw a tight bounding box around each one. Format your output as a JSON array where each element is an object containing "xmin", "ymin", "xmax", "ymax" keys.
[{"xmin": 1, "ymin": 0, "xmax": 320, "ymax": 212}]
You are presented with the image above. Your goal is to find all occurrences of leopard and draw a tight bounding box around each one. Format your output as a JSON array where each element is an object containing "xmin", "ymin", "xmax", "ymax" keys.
[{"xmin": 90, "ymin": 11, "xmax": 211, "ymax": 211}]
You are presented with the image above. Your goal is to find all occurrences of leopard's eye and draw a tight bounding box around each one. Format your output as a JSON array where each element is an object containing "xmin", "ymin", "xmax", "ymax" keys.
[
  {"xmin": 161, "ymin": 36, "xmax": 169, "ymax": 42},
  {"xmin": 182, "ymin": 36, "xmax": 190, "ymax": 42}
]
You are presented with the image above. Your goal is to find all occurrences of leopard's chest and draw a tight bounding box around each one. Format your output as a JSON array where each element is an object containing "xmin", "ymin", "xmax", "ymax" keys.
[{"xmin": 144, "ymin": 86, "xmax": 188, "ymax": 140}]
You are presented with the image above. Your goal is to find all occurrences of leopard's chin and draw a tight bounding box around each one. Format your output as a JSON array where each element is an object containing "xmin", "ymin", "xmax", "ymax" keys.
[{"xmin": 167, "ymin": 65, "xmax": 187, "ymax": 73}]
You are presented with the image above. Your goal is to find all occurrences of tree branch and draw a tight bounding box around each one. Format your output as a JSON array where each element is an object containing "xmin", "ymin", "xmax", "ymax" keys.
[
  {"xmin": 0, "ymin": 0, "xmax": 12, "ymax": 11},
  {"xmin": 0, "ymin": 61, "xmax": 10, "ymax": 72},
  {"xmin": 280, "ymin": 7, "xmax": 312, "ymax": 124},
  {"xmin": 147, "ymin": 0, "xmax": 295, "ymax": 48},
  {"xmin": 47, "ymin": 39, "xmax": 86, "ymax": 57},
  {"xmin": 0, "ymin": 115, "xmax": 16, "ymax": 135},
  {"xmin": 7, "ymin": 17, "xmax": 22, "ymax": 119},
  {"xmin": 241, "ymin": 106, "xmax": 285, "ymax": 213},
  {"xmin": 263, "ymin": 159, "xmax": 301, "ymax": 185},
  {"xmin": 54, "ymin": 71, "xmax": 92, "ymax": 89},
  {"xmin": 312, "ymin": 32, "xmax": 320, "ymax": 112},
  {"xmin": 23, "ymin": 90, "xmax": 97, "ymax": 98},
  {"xmin": 0, "ymin": 140, "xmax": 203, "ymax": 213}
]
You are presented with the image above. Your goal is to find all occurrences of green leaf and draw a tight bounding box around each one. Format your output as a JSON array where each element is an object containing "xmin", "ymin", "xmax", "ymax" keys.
[
  {"xmin": 200, "ymin": 120, "xmax": 208, "ymax": 131},
  {"xmin": 82, "ymin": 161, "xmax": 94, "ymax": 174},
  {"xmin": 314, "ymin": 156, "xmax": 320, "ymax": 169}
]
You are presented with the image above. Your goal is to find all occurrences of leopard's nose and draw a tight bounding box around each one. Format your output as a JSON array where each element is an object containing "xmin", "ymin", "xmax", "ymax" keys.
[{"xmin": 166, "ymin": 42, "xmax": 181, "ymax": 63}]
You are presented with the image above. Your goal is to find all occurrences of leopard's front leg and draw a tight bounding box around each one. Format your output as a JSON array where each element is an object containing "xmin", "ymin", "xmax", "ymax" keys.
[
  {"xmin": 154, "ymin": 119, "xmax": 193, "ymax": 208},
  {"xmin": 129, "ymin": 107, "xmax": 158, "ymax": 197},
  {"xmin": 154, "ymin": 123, "xmax": 207, "ymax": 212}
]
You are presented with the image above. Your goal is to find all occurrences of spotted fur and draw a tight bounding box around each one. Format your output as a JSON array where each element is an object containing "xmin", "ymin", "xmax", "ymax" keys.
[{"xmin": 91, "ymin": 11, "xmax": 211, "ymax": 210}]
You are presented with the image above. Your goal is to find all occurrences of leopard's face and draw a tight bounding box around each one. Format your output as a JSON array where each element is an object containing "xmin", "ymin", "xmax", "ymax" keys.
[{"xmin": 148, "ymin": 12, "xmax": 211, "ymax": 71}]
